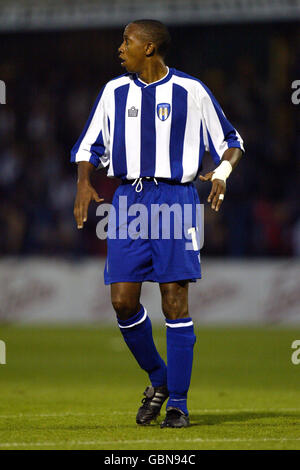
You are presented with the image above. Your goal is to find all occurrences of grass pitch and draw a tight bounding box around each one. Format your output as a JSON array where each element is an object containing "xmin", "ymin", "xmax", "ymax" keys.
[{"xmin": 0, "ymin": 325, "xmax": 300, "ymax": 450}]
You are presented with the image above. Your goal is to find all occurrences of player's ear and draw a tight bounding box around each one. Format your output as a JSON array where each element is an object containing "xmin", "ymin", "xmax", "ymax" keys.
[{"xmin": 145, "ymin": 42, "xmax": 155, "ymax": 57}]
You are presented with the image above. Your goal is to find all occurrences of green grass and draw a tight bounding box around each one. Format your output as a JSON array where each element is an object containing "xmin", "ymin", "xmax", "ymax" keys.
[{"xmin": 0, "ymin": 325, "xmax": 300, "ymax": 450}]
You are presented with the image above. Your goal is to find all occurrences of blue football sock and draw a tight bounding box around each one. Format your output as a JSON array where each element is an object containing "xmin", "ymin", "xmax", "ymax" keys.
[
  {"xmin": 117, "ymin": 305, "xmax": 167, "ymax": 387},
  {"xmin": 165, "ymin": 317, "xmax": 196, "ymax": 415}
]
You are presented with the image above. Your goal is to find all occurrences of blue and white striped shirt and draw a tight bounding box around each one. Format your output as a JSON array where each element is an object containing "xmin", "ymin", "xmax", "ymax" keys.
[{"xmin": 71, "ymin": 67, "xmax": 244, "ymax": 183}]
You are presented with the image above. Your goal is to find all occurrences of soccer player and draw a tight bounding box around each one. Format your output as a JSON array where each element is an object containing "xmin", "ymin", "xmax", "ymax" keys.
[{"xmin": 71, "ymin": 19, "xmax": 244, "ymax": 428}]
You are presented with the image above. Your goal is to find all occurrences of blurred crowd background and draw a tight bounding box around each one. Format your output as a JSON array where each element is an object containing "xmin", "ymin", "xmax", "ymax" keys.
[{"xmin": 0, "ymin": 19, "xmax": 299, "ymax": 258}]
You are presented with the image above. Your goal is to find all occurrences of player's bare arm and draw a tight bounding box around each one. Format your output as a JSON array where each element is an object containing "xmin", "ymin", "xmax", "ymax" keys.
[
  {"xmin": 74, "ymin": 161, "xmax": 104, "ymax": 229},
  {"xmin": 199, "ymin": 147, "xmax": 243, "ymax": 212}
]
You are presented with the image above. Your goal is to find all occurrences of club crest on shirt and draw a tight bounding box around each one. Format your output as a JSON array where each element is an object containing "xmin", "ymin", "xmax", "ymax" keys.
[
  {"xmin": 157, "ymin": 103, "xmax": 171, "ymax": 121},
  {"xmin": 128, "ymin": 106, "xmax": 138, "ymax": 117}
]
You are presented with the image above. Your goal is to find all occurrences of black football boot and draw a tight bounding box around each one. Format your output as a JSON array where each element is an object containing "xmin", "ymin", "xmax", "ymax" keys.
[
  {"xmin": 160, "ymin": 407, "xmax": 190, "ymax": 428},
  {"xmin": 136, "ymin": 385, "xmax": 169, "ymax": 425}
]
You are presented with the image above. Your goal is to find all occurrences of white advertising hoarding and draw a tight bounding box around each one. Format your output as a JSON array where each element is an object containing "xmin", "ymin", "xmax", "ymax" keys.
[{"xmin": 0, "ymin": 258, "xmax": 299, "ymax": 325}]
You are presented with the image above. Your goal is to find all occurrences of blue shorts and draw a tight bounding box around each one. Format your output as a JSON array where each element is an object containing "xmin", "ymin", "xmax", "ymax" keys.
[{"xmin": 104, "ymin": 178, "xmax": 202, "ymax": 284}]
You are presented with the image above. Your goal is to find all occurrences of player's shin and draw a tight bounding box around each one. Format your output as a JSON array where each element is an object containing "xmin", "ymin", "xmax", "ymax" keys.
[
  {"xmin": 117, "ymin": 305, "xmax": 167, "ymax": 387},
  {"xmin": 165, "ymin": 318, "xmax": 196, "ymax": 415}
]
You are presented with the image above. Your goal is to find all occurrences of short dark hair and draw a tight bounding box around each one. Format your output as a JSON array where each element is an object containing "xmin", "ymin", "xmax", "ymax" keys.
[{"xmin": 131, "ymin": 19, "xmax": 171, "ymax": 58}]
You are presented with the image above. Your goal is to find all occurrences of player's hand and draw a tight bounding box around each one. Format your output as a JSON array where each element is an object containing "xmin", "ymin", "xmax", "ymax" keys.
[
  {"xmin": 199, "ymin": 171, "xmax": 226, "ymax": 212},
  {"xmin": 73, "ymin": 181, "xmax": 104, "ymax": 229}
]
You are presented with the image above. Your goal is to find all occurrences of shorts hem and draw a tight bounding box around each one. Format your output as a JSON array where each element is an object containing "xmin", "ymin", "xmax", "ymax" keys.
[{"xmin": 104, "ymin": 272, "xmax": 202, "ymax": 285}]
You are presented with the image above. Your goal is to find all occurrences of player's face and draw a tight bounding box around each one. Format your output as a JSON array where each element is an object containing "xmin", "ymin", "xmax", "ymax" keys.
[{"xmin": 118, "ymin": 24, "xmax": 148, "ymax": 73}]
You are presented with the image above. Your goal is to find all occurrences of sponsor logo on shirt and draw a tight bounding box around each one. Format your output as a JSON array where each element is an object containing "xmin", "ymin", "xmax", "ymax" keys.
[{"xmin": 128, "ymin": 106, "xmax": 138, "ymax": 117}]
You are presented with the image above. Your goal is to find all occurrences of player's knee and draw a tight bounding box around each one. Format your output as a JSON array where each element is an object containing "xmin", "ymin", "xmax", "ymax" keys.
[
  {"xmin": 111, "ymin": 298, "xmax": 140, "ymax": 320},
  {"xmin": 161, "ymin": 295, "xmax": 188, "ymax": 320}
]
